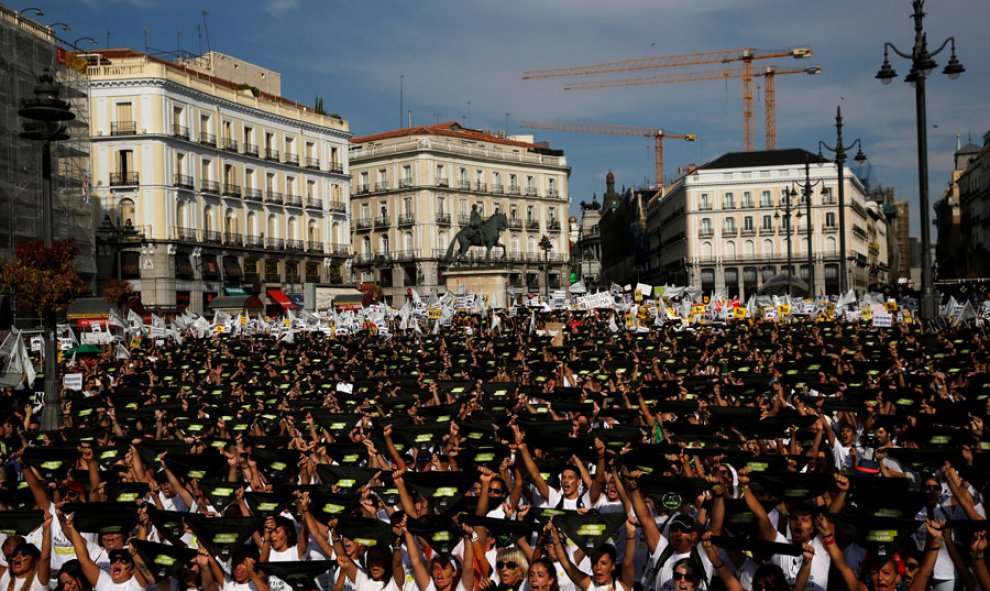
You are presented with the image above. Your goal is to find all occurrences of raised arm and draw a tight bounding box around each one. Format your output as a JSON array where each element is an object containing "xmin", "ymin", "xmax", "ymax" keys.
[
  {"xmin": 619, "ymin": 518, "xmax": 637, "ymax": 591},
  {"xmin": 623, "ymin": 475, "xmax": 661, "ymax": 553},
  {"xmin": 742, "ymin": 478, "xmax": 779, "ymax": 543},
  {"xmin": 701, "ymin": 534, "xmax": 743, "ymax": 591},
  {"xmin": 549, "ymin": 521, "xmax": 590, "ymax": 591},
  {"xmin": 513, "ymin": 425, "xmax": 550, "ymax": 503},
  {"xmin": 58, "ymin": 512, "xmax": 101, "ymax": 588},
  {"xmin": 814, "ymin": 515, "xmax": 866, "ymax": 591}
]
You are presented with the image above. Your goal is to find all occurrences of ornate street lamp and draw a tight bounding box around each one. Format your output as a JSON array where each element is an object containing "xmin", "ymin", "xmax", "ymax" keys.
[
  {"xmin": 789, "ymin": 157, "xmax": 826, "ymax": 296},
  {"xmin": 539, "ymin": 235, "xmax": 553, "ymax": 300},
  {"xmin": 773, "ymin": 195, "xmax": 802, "ymax": 297},
  {"xmin": 19, "ymin": 68, "xmax": 75, "ymax": 432},
  {"xmin": 876, "ymin": 0, "xmax": 963, "ymax": 320},
  {"xmin": 819, "ymin": 107, "xmax": 866, "ymax": 295}
]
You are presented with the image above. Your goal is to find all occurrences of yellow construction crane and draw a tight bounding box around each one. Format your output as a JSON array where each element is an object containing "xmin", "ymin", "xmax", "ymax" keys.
[
  {"xmin": 519, "ymin": 121, "xmax": 696, "ymax": 187},
  {"xmin": 564, "ymin": 65, "xmax": 823, "ymax": 150},
  {"xmin": 523, "ymin": 47, "xmax": 812, "ymax": 151}
]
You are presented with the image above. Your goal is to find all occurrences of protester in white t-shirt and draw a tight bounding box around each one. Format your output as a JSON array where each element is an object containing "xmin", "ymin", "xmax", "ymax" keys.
[
  {"xmin": 58, "ymin": 512, "xmax": 149, "ymax": 591},
  {"xmin": 0, "ymin": 513, "xmax": 51, "ymax": 591}
]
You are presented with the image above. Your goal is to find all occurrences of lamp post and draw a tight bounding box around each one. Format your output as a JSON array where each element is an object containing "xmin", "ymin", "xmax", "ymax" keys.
[
  {"xmin": 773, "ymin": 193, "xmax": 802, "ymax": 297},
  {"xmin": 538, "ymin": 234, "xmax": 553, "ymax": 300},
  {"xmin": 18, "ymin": 68, "xmax": 75, "ymax": 432},
  {"xmin": 789, "ymin": 157, "xmax": 824, "ymax": 296},
  {"xmin": 818, "ymin": 107, "xmax": 866, "ymax": 296},
  {"xmin": 16, "ymin": 7, "xmax": 44, "ymax": 18},
  {"xmin": 876, "ymin": 0, "xmax": 964, "ymax": 321}
]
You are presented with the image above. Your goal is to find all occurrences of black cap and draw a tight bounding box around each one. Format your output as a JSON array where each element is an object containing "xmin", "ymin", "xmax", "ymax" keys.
[
  {"xmin": 257, "ymin": 561, "xmax": 334, "ymax": 591},
  {"xmin": 638, "ymin": 475, "xmax": 712, "ymax": 512},
  {"xmin": 749, "ymin": 473, "xmax": 835, "ymax": 504},
  {"xmin": 553, "ymin": 511, "xmax": 627, "ymax": 550},
  {"xmin": 848, "ymin": 475, "xmax": 929, "ymax": 518},
  {"xmin": 107, "ymin": 548, "xmax": 134, "ymax": 564},
  {"xmin": 0, "ymin": 510, "xmax": 44, "ymax": 536},
  {"xmin": 22, "ymin": 446, "xmax": 76, "ymax": 481},
  {"xmin": 130, "ymin": 540, "xmax": 196, "ymax": 581},
  {"xmin": 62, "ymin": 502, "xmax": 138, "ymax": 534},
  {"xmin": 184, "ymin": 513, "xmax": 265, "ymax": 562}
]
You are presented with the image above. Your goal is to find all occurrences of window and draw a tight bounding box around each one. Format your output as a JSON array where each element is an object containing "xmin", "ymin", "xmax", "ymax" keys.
[
  {"xmin": 723, "ymin": 192, "xmax": 735, "ymax": 208},
  {"xmin": 404, "ymin": 197, "xmax": 413, "ymax": 216},
  {"xmin": 762, "ymin": 215, "xmax": 772, "ymax": 230},
  {"xmin": 118, "ymin": 199, "xmax": 135, "ymax": 226},
  {"xmin": 700, "ymin": 194, "xmax": 710, "ymax": 209},
  {"xmin": 700, "ymin": 218, "xmax": 712, "ymax": 233},
  {"xmin": 526, "ymin": 205, "xmax": 535, "ymax": 222},
  {"xmin": 245, "ymin": 168, "xmax": 254, "ymax": 189},
  {"xmin": 285, "ymin": 136, "xmax": 295, "ymax": 156},
  {"xmin": 402, "ymin": 165, "xmax": 412, "ymax": 186},
  {"xmin": 761, "ymin": 190, "xmax": 772, "ymax": 207},
  {"xmin": 437, "ymin": 196, "xmax": 445, "ymax": 215},
  {"xmin": 509, "ymin": 174, "xmax": 518, "ymax": 190},
  {"xmin": 744, "ymin": 216, "xmax": 754, "ymax": 231},
  {"xmin": 724, "ymin": 217, "xmax": 736, "ymax": 231},
  {"xmin": 459, "ymin": 168, "xmax": 468, "ymax": 187},
  {"xmin": 266, "ymin": 172, "xmax": 275, "ymax": 192},
  {"xmin": 743, "ymin": 191, "xmax": 753, "ymax": 207},
  {"xmin": 361, "ymin": 204, "xmax": 370, "ymax": 219},
  {"xmin": 548, "ymin": 177, "xmax": 557, "ymax": 196},
  {"xmin": 510, "ymin": 204, "xmax": 518, "ymax": 220},
  {"xmin": 307, "ymin": 180, "xmax": 316, "ymax": 198},
  {"xmin": 781, "ymin": 188, "xmax": 790, "ymax": 205},
  {"xmin": 825, "ymin": 212, "xmax": 837, "ymax": 228}
]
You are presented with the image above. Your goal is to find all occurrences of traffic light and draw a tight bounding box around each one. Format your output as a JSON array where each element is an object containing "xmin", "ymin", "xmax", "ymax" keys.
[{"xmin": 569, "ymin": 272, "xmax": 577, "ymax": 283}]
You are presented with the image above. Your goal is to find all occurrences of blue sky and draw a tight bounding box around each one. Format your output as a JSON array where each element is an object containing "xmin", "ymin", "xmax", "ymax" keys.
[{"xmin": 25, "ymin": 0, "xmax": 990, "ymax": 237}]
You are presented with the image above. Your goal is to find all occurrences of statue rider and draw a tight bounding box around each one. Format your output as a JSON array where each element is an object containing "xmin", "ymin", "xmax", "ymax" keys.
[{"xmin": 468, "ymin": 204, "xmax": 483, "ymax": 243}]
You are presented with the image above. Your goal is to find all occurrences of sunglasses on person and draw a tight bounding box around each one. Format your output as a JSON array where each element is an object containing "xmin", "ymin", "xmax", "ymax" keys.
[
  {"xmin": 672, "ymin": 571, "xmax": 696, "ymax": 583},
  {"xmin": 496, "ymin": 561, "xmax": 519, "ymax": 570},
  {"xmin": 110, "ymin": 556, "xmax": 133, "ymax": 565},
  {"xmin": 4, "ymin": 547, "xmax": 32, "ymax": 562},
  {"xmin": 489, "ymin": 487, "xmax": 505, "ymax": 495},
  {"xmin": 905, "ymin": 561, "xmax": 920, "ymax": 572}
]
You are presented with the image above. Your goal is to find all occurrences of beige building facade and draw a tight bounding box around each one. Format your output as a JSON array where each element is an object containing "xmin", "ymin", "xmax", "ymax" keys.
[
  {"xmin": 86, "ymin": 50, "xmax": 351, "ymax": 313},
  {"xmin": 650, "ymin": 149, "xmax": 889, "ymax": 297},
  {"xmin": 348, "ymin": 122, "xmax": 571, "ymax": 303}
]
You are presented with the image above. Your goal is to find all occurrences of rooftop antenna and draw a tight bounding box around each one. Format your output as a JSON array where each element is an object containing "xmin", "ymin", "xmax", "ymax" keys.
[
  {"xmin": 143, "ymin": 27, "xmax": 148, "ymax": 53},
  {"xmin": 407, "ymin": 110, "xmax": 412, "ymax": 128},
  {"xmin": 399, "ymin": 74, "xmax": 404, "ymax": 129},
  {"xmin": 105, "ymin": 31, "xmax": 111, "ymax": 48},
  {"xmin": 197, "ymin": 24, "xmax": 202, "ymax": 55},
  {"xmin": 177, "ymin": 29, "xmax": 182, "ymax": 56},
  {"xmin": 201, "ymin": 11, "xmax": 212, "ymax": 67}
]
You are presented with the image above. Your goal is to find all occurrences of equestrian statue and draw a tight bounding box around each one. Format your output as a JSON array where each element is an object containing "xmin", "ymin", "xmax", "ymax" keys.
[{"xmin": 444, "ymin": 211, "xmax": 508, "ymax": 262}]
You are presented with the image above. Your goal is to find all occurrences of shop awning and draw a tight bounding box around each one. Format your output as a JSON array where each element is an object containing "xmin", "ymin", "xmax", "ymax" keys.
[
  {"xmin": 175, "ymin": 252, "xmax": 194, "ymax": 279},
  {"xmin": 207, "ymin": 295, "xmax": 264, "ymax": 311},
  {"xmin": 333, "ymin": 293, "xmax": 366, "ymax": 309},
  {"xmin": 223, "ymin": 256, "xmax": 243, "ymax": 281},
  {"xmin": 66, "ymin": 297, "xmax": 114, "ymax": 319},
  {"xmin": 201, "ymin": 254, "xmax": 220, "ymax": 280},
  {"xmin": 267, "ymin": 289, "xmax": 296, "ymax": 310}
]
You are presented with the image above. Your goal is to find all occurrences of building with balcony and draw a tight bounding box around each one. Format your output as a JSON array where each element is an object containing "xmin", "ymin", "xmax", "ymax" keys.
[
  {"xmin": 955, "ymin": 131, "xmax": 990, "ymax": 279},
  {"xmin": 648, "ymin": 149, "xmax": 889, "ymax": 297},
  {"xmin": 86, "ymin": 49, "xmax": 351, "ymax": 313},
  {"xmin": 935, "ymin": 136, "xmax": 981, "ymax": 279},
  {"xmin": 348, "ymin": 122, "xmax": 571, "ymax": 303},
  {"xmin": 0, "ymin": 6, "xmax": 95, "ymax": 284},
  {"xmin": 572, "ymin": 197, "xmax": 603, "ymax": 290}
]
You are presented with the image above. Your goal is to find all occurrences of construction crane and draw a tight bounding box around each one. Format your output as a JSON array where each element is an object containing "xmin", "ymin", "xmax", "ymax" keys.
[
  {"xmin": 522, "ymin": 47, "xmax": 812, "ymax": 151},
  {"xmin": 564, "ymin": 65, "xmax": 823, "ymax": 150},
  {"xmin": 519, "ymin": 121, "xmax": 696, "ymax": 187}
]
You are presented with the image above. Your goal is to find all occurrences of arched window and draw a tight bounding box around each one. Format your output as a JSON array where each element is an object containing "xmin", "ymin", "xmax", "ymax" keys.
[
  {"xmin": 267, "ymin": 214, "xmax": 277, "ymax": 238},
  {"xmin": 744, "ymin": 240, "xmax": 755, "ymax": 256},
  {"xmin": 332, "ymin": 222, "xmax": 340, "ymax": 244},
  {"xmin": 381, "ymin": 234, "xmax": 390, "ymax": 253},
  {"xmin": 176, "ymin": 199, "xmax": 188, "ymax": 227},
  {"xmin": 702, "ymin": 241, "xmax": 713, "ymax": 258},
  {"xmin": 308, "ymin": 220, "xmax": 320, "ymax": 243},
  {"xmin": 203, "ymin": 205, "xmax": 214, "ymax": 231},
  {"xmin": 362, "ymin": 236, "xmax": 371, "ymax": 254},
  {"xmin": 762, "ymin": 239, "xmax": 773, "ymax": 255},
  {"xmin": 511, "ymin": 236, "xmax": 520, "ymax": 254},
  {"xmin": 224, "ymin": 208, "xmax": 237, "ymax": 235},
  {"xmin": 118, "ymin": 199, "xmax": 135, "ymax": 226},
  {"xmin": 287, "ymin": 217, "xmax": 298, "ymax": 240},
  {"xmin": 404, "ymin": 231, "xmax": 413, "ymax": 251},
  {"xmin": 247, "ymin": 211, "xmax": 257, "ymax": 236},
  {"xmin": 825, "ymin": 237, "xmax": 837, "ymax": 254},
  {"xmin": 725, "ymin": 241, "xmax": 736, "ymax": 258}
]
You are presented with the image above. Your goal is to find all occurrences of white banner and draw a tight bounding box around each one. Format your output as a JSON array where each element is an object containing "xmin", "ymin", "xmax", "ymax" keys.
[
  {"xmin": 872, "ymin": 312, "xmax": 893, "ymax": 328},
  {"xmin": 63, "ymin": 373, "xmax": 83, "ymax": 391},
  {"xmin": 577, "ymin": 292, "xmax": 615, "ymax": 309}
]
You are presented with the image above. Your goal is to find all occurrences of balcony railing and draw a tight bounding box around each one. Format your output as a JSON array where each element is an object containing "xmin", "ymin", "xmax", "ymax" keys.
[
  {"xmin": 353, "ymin": 253, "xmax": 374, "ymax": 265},
  {"xmin": 492, "ymin": 183, "xmax": 504, "ymax": 194},
  {"xmin": 328, "ymin": 201, "xmax": 346, "ymax": 213},
  {"xmin": 306, "ymin": 196, "xmax": 323, "ymax": 209},
  {"xmin": 475, "ymin": 182, "xmax": 487, "ymax": 192},
  {"xmin": 244, "ymin": 234, "xmax": 264, "ymax": 247},
  {"xmin": 244, "ymin": 143, "xmax": 259, "ymax": 157},
  {"xmin": 525, "ymin": 187, "xmax": 538, "ymax": 197},
  {"xmin": 397, "ymin": 214, "xmax": 416, "ymax": 226},
  {"xmin": 305, "ymin": 157, "xmax": 320, "ymax": 170},
  {"xmin": 222, "ymin": 183, "xmax": 242, "ymax": 197},
  {"xmin": 307, "ymin": 240, "xmax": 323, "ymax": 252},
  {"xmin": 458, "ymin": 215, "xmax": 472, "ymax": 226},
  {"xmin": 548, "ymin": 219, "xmax": 561, "ymax": 231},
  {"xmin": 698, "ymin": 229, "xmax": 714, "ymax": 238},
  {"xmin": 375, "ymin": 215, "xmax": 391, "ymax": 228},
  {"xmin": 436, "ymin": 213, "xmax": 451, "ymax": 226},
  {"xmin": 722, "ymin": 228, "xmax": 738, "ymax": 237},
  {"xmin": 508, "ymin": 185, "xmax": 520, "ymax": 195},
  {"xmin": 329, "ymin": 243, "xmax": 350, "ymax": 256},
  {"xmin": 264, "ymin": 190, "xmax": 283, "ymax": 204},
  {"xmin": 221, "ymin": 137, "xmax": 238, "ymax": 152},
  {"xmin": 375, "ymin": 182, "xmax": 389, "ymax": 192},
  {"xmin": 173, "ymin": 226, "xmax": 198, "ymax": 241},
  {"xmin": 285, "ymin": 153, "xmax": 300, "ymax": 166},
  {"xmin": 548, "ymin": 189, "xmax": 560, "ymax": 198},
  {"xmin": 355, "ymin": 218, "xmax": 372, "ymax": 230},
  {"xmin": 265, "ymin": 148, "xmax": 280, "ymax": 161},
  {"xmin": 759, "ymin": 227, "xmax": 775, "ymax": 236},
  {"xmin": 399, "ymin": 178, "xmax": 412, "ymax": 188},
  {"xmin": 285, "ymin": 239, "xmax": 304, "ymax": 252},
  {"xmin": 823, "ymin": 224, "xmax": 838, "ymax": 233},
  {"xmin": 740, "ymin": 228, "xmax": 757, "ymax": 237},
  {"xmin": 459, "ymin": 181, "xmax": 471, "ymax": 190},
  {"xmin": 173, "ymin": 174, "xmax": 194, "ymax": 189},
  {"xmin": 171, "ymin": 124, "xmax": 189, "ymax": 139},
  {"xmin": 224, "ymin": 232, "xmax": 242, "ymax": 246},
  {"xmin": 203, "ymin": 230, "xmax": 221, "ymax": 244},
  {"xmin": 436, "ymin": 177, "xmax": 449, "ymax": 187},
  {"xmin": 508, "ymin": 218, "xmax": 522, "ymax": 229},
  {"xmin": 265, "ymin": 237, "xmax": 284, "ymax": 249},
  {"xmin": 723, "ymin": 201, "xmax": 736, "ymax": 209},
  {"xmin": 392, "ymin": 249, "xmax": 420, "ymax": 261},
  {"xmin": 356, "ymin": 184, "xmax": 370, "ymax": 194},
  {"xmin": 244, "ymin": 272, "xmax": 261, "ymax": 284},
  {"xmin": 330, "ymin": 162, "xmax": 344, "ymax": 174},
  {"xmin": 200, "ymin": 179, "xmax": 220, "ymax": 195},
  {"xmin": 526, "ymin": 219, "xmax": 540, "ymax": 230},
  {"xmin": 243, "ymin": 187, "xmax": 263, "ymax": 202},
  {"xmin": 199, "ymin": 131, "xmax": 216, "ymax": 145},
  {"xmin": 111, "ymin": 121, "xmax": 137, "ymax": 135},
  {"xmin": 109, "ymin": 172, "xmax": 139, "ymax": 186},
  {"xmin": 284, "ymin": 194, "xmax": 302, "ymax": 207}
]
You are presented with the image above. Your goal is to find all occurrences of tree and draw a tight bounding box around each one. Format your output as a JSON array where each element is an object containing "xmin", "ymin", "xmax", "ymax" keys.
[
  {"xmin": 0, "ymin": 239, "xmax": 86, "ymax": 317},
  {"xmin": 103, "ymin": 278, "xmax": 134, "ymax": 307}
]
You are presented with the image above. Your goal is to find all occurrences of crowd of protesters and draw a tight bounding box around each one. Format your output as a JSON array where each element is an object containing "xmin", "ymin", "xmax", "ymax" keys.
[{"xmin": 0, "ymin": 308, "xmax": 987, "ymax": 591}]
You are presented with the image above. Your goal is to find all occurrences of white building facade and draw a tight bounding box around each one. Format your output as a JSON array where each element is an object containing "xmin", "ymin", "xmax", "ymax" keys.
[
  {"xmin": 349, "ymin": 122, "xmax": 571, "ymax": 302},
  {"xmin": 650, "ymin": 149, "xmax": 888, "ymax": 297},
  {"xmin": 86, "ymin": 50, "xmax": 351, "ymax": 313}
]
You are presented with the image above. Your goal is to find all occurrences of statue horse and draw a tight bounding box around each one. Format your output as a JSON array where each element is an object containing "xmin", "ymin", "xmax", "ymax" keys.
[{"xmin": 444, "ymin": 212, "xmax": 508, "ymax": 262}]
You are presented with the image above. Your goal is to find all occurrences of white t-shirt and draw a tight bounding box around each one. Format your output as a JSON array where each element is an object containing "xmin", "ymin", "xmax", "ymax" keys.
[
  {"xmin": 771, "ymin": 532, "xmax": 829, "ymax": 591},
  {"xmin": 221, "ymin": 580, "xmax": 261, "ymax": 591},
  {"xmin": 0, "ymin": 569, "xmax": 47, "ymax": 591},
  {"xmin": 353, "ymin": 568, "xmax": 399, "ymax": 591},
  {"xmin": 541, "ymin": 488, "xmax": 592, "ymax": 510},
  {"xmin": 95, "ymin": 570, "xmax": 145, "ymax": 591},
  {"xmin": 267, "ymin": 546, "xmax": 306, "ymax": 591}
]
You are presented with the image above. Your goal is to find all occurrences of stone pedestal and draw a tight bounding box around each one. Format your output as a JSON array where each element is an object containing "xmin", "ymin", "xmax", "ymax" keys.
[{"xmin": 444, "ymin": 268, "xmax": 510, "ymax": 308}]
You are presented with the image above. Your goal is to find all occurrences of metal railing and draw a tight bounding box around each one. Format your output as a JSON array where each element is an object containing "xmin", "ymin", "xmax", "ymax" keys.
[
  {"xmin": 459, "ymin": 181, "xmax": 471, "ymax": 190},
  {"xmin": 199, "ymin": 131, "xmax": 216, "ymax": 145},
  {"xmin": 329, "ymin": 243, "xmax": 350, "ymax": 256},
  {"xmin": 436, "ymin": 213, "xmax": 451, "ymax": 225},
  {"xmin": 457, "ymin": 215, "xmax": 472, "ymax": 226},
  {"xmin": 243, "ymin": 187, "xmax": 263, "ymax": 202},
  {"xmin": 397, "ymin": 214, "xmax": 416, "ymax": 226},
  {"xmin": 307, "ymin": 240, "xmax": 323, "ymax": 252},
  {"xmin": 375, "ymin": 215, "xmax": 391, "ymax": 227},
  {"xmin": 173, "ymin": 226, "xmax": 198, "ymax": 241},
  {"xmin": 548, "ymin": 189, "xmax": 559, "ymax": 198},
  {"xmin": 508, "ymin": 218, "xmax": 522, "ymax": 229},
  {"xmin": 330, "ymin": 162, "xmax": 344, "ymax": 174},
  {"xmin": 264, "ymin": 190, "xmax": 283, "ymax": 204},
  {"xmin": 285, "ymin": 239, "xmax": 304, "ymax": 251},
  {"xmin": 375, "ymin": 182, "xmax": 389, "ymax": 191},
  {"xmin": 111, "ymin": 121, "xmax": 137, "ymax": 135},
  {"xmin": 356, "ymin": 184, "xmax": 370, "ymax": 194},
  {"xmin": 221, "ymin": 137, "xmax": 238, "ymax": 152},
  {"xmin": 284, "ymin": 194, "xmax": 302, "ymax": 207},
  {"xmin": 224, "ymin": 232, "xmax": 242, "ymax": 246},
  {"xmin": 722, "ymin": 228, "xmax": 738, "ymax": 237},
  {"xmin": 822, "ymin": 224, "xmax": 838, "ymax": 233},
  {"xmin": 399, "ymin": 178, "xmax": 412, "ymax": 188},
  {"xmin": 265, "ymin": 237, "xmax": 285, "ymax": 249},
  {"xmin": 526, "ymin": 219, "xmax": 540, "ymax": 230},
  {"xmin": 354, "ymin": 218, "xmax": 372, "ymax": 230},
  {"xmin": 548, "ymin": 219, "xmax": 561, "ymax": 231},
  {"xmin": 109, "ymin": 172, "xmax": 139, "ymax": 186},
  {"xmin": 244, "ymin": 235, "xmax": 264, "ymax": 247},
  {"xmin": 285, "ymin": 153, "xmax": 300, "ymax": 166},
  {"xmin": 203, "ymin": 230, "xmax": 221, "ymax": 244},
  {"xmin": 244, "ymin": 143, "xmax": 259, "ymax": 157},
  {"xmin": 525, "ymin": 187, "xmax": 538, "ymax": 197},
  {"xmin": 392, "ymin": 249, "xmax": 420, "ymax": 261},
  {"xmin": 306, "ymin": 196, "xmax": 323, "ymax": 209},
  {"xmin": 171, "ymin": 124, "xmax": 189, "ymax": 139},
  {"xmin": 265, "ymin": 147, "xmax": 280, "ymax": 161},
  {"xmin": 328, "ymin": 201, "xmax": 347, "ymax": 213},
  {"xmin": 305, "ymin": 157, "xmax": 320, "ymax": 169},
  {"xmin": 492, "ymin": 183, "xmax": 504, "ymax": 194},
  {"xmin": 222, "ymin": 183, "xmax": 242, "ymax": 197},
  {"xmin": 173, "ymin": 174, "xmax": 194, "ymax": 189},
  {"xmin": 436, "ymin": 178, "xmax": 449, "ymax": 187},
  {"xmin": 201, "ymin": 179, "xmax": 220, "ymax": 195},
  {"xmin": 759, "ymin": 227, "xmax": 775, "ymax": 236},
  {"xmin": 508, "ymin": 185, "xmax": 521, "ymax": 195},
  {"xmin": 475, "ymin": 182, "xmax": 487, "ymax": 192},
  {"xmin": 698, "ymin": 229, "xmax": 714, "ymax": 238}
]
